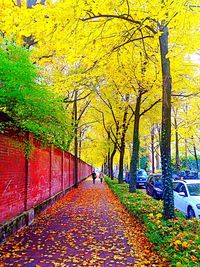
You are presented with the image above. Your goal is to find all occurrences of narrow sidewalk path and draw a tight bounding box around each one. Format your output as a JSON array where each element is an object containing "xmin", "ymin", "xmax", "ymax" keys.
[{"xmin": 0, "ymin": 178, "xmax": 168, "ymax": 267}]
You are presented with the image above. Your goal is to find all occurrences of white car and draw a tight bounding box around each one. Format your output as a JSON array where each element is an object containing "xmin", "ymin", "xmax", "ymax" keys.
[{"xmin": 173, "ymin": 180, "xmax": 200, "ymax": 219}]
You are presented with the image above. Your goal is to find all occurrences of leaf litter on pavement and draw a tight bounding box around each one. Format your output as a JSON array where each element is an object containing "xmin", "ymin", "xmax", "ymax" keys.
[{"xmin": 0, "ymin": 178, "xmax": 169, "ymax": 266}]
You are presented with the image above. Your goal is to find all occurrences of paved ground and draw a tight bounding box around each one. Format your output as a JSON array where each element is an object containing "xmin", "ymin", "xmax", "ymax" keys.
[{"xmin": 0, "ymin": 178, "xmax": 168, "ymax": 267}]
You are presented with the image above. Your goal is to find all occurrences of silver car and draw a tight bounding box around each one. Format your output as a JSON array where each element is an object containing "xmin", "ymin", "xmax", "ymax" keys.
[{"xmin": 173, "ymin": 180, "xmax": 200, "ymax": 219}]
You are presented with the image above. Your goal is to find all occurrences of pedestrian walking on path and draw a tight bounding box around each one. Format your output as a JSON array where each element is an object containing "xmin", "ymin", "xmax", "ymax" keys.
[
  {"xmin": 0, "ymin": 177, "xmax": 169, "ymax": 266},
  {"xmin": 99, "ymin": 171, "xmax": 104, "ymax": 184},
  {"xmin": 91, "ymin": 169, "xmax": 97, "ymax": 184}
]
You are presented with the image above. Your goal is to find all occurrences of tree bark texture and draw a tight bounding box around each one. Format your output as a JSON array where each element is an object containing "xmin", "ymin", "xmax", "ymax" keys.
[
  {"xmin": 107, "ymin": 149, "xmax": 111, "ymax": 177},
  {"xmin": 156, "ymin": 125, "xmax": 161, "ymax": 170},
  {"xmin": 184, "ymin": 138, "xmax": 189, "ymax": 169},
  {"xmin": 74, "ymin": 90, "xmax": 78, "ymax": 188},
  {"xmin": 159, "ymin": 24, "xmax": 174, "ymax": 219},
  {"xmin": 103, "ymin": 157, "xmax": 108, "ymax": 175},
  {"xmin": 78, "ymin": 129, "xmax": 82, "ymax": 159},
  {"xmin": 118, "ymin": 104, "xmax": 129, "ymax": 183},
  {"xmin": 174, "ymin": 117, "xmax": 180, "ymax": 172},
  {"xmin": 118, "ymin": 141, "xmax": 125, "ymax": 183},
  {"xmin": 151, "ymin": 126, "xmax": 155, "ymax": 173},
  {"xmin": 107, "ymin": 131, "xmax": 112, "ymax": 178},
  {"xmin": 192, "ymin": 139, "xmax": 199, "ymax": 171},
  {"xmin": 110, "ymin": 146, "xmax": 117, "ymax": 179},
  {"xmin": 129, "ymin": 94, "xmax": 141, "ymax": 193}
]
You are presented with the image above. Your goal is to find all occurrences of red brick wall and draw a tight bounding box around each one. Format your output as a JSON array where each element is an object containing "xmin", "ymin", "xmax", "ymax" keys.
[
  {"xmin": 0, "ymin": 131, "xmax": 92, "ymax": 225},
  {"xmin": 27, "ymin": 139, "xmax": 51, "ymax": 209},
  {"xmin": 78, "ymin": 159, "xmax": 81, "ymax": 182},
  {"xmin": 70, "ymin": 155, "xmax": 75, "ymax": 187},
  {"xmin": 63, "ymin": 152, "xmax": 70, "ymax": 189},
  {"xmin": 0, "ymin": 133, "xmax": 26, "ymax": 223},
  {"xmin": 51, "ymin": 148, "xmax": 62, "ymax": 196}
]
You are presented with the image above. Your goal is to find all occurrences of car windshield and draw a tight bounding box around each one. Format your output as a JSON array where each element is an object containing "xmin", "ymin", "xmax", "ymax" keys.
[
  {"xmin": 187, "ymin": 183, "xmax": 200, "ymax": 196},
  {"xmin": 154, "ymin": 176, "xmax": 163, "ymax": 189},
  {"xmin": 137, "ymin": 170, "xmax": 146, "ymax": 176}
]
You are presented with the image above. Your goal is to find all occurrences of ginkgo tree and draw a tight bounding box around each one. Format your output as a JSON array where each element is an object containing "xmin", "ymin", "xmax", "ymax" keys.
[
  {"xmin": 84, "ymin": 45, "xmax": 162, "ymax": 184},
  {"xmin": 78, "ymin": 0, "xmax": 200, "ymax": 219},
  {"xmin": 174, "ymin": 98, "xmax": 200, "ymax": 170}
]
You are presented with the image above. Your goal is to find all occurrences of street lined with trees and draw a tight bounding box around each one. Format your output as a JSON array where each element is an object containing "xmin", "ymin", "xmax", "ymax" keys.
[
  {"xmin": 1, "ymin": 0, "xmax": 200, "ymax": 220},
  {"xmin": 0, "ymin": 1, "xmax": 200, "ymax": 265}
]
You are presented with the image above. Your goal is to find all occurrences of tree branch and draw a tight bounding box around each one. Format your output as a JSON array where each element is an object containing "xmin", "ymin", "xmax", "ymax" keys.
[
  {"xmin": 82, "ymin": 14, "xmax": 157, "ymax": 34},
  {"xmin": 172, "ymin": 92, "xmax": 200, "ymax": 98},
  {"xmin": 140, "ymin": 99, "xmax": 161, "ymax": 117},
  {"xmin": 112, "ymin": 35, "xmax": 154, "ymax": 51},
  {"xmin": 64, "ymin": 92, "xmax": 92, "ymax": 103},
  {"xmin": 78, "ymin": 100, "xmax": 91, "ymax": 121},
  {"xmin": 96, "ymin": 91, "xmax": 119, "ymax": 129},
  {"xmin": 33, "ymin": 54, "xmax": 53, "ymax": 64},
  {"xmin": 92, "ymin": 107, "xmax": 118, "ymax": 147},
  {"xmin": 110, "ymin": 126, "xmax": 121, "ymax": 151}
]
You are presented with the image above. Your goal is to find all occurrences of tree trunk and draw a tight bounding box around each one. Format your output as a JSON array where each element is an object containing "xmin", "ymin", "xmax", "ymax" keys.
[
  {"xmin": 159, "ymin": 24, "xmax": 174, "ymax": 219},
  {"xmin": 78, "ymin": 129, "xmax": 82, "ymax": 159},
  {"xmin": 74, "ymin": 90, "xmax": 78, "ymax": 188},
  {"xmin": 110, "ymin": 146, "xmax": 117, "ymax": 179},
  {"xmin": 174, "ymin": 117, "xmax": 180, "ymax": 172},
  {"xmin": 194, "ymin": 144, "xmax": 199, "ymax": 171},
  {"xmin": 129, "ymin": 93, "xmax": 141, "ymax": 193},
  {"xmin": 118, "ymin": 139, "xmax": 125, "ymax": 183},
  {"xmin": 103, "ymin": 156, "xmax": 108, "ymax": 175},
  {"xmin": 151, "ymin": 126, "xmax": 155, "ymax": 173},
  {"xmin": 185, "ymin": 138, "xmax": 188, "ymax": 169},
  {"xmin": 156, "ymin": 125, "xmax": 161, "ymax": 171},
  {"xmin": 118, "ymin": 102, "xmax": 129, "ymax": 183},
  {"xmin": 192, "ymin": 137, "xmax": 199, "ymax": 171},
  {"xmin": 107, "ymin": 131, "xmax": 112, "ymax": 177},
  {"xmin": 107, "ymin": 149, "xmax": 111, "ymax": 177}
]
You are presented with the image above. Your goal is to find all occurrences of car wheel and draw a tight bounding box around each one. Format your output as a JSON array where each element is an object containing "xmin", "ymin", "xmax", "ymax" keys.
[{"xmin": 188, "ymin": 207, "xmax": 195, "ymax": 219}]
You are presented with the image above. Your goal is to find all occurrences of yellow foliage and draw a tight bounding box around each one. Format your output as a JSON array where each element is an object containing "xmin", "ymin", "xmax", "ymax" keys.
[{"xmin": 0, "ymin": 0, "xmax": 200, "ymax": 163}]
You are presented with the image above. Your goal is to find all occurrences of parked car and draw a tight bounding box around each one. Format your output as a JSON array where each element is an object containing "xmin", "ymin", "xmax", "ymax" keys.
[
  {"xmin": 177, "ymin": 171, "xmax": 199, "ymax": 180},
  {"xmin": 173, "ymin": 180, "xmax": 200, "ymax": 219},
  {"xmin": 124, "ymin": 169, "xmax": 147, "ymax": 187},
  {"xmin": 172, "ymin": 172, "xmax": 180, "ymax": 181},
  {"xmin": 185, "ymin": 171, "xmax": 199, "ymax": 180},
  {"xmin": 136, "ymin": 169, "xmax": 148, "ymax": 188},
  {"xmin": 146, "ymin": 173, "xmax": 163, "ymax": 199}
]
